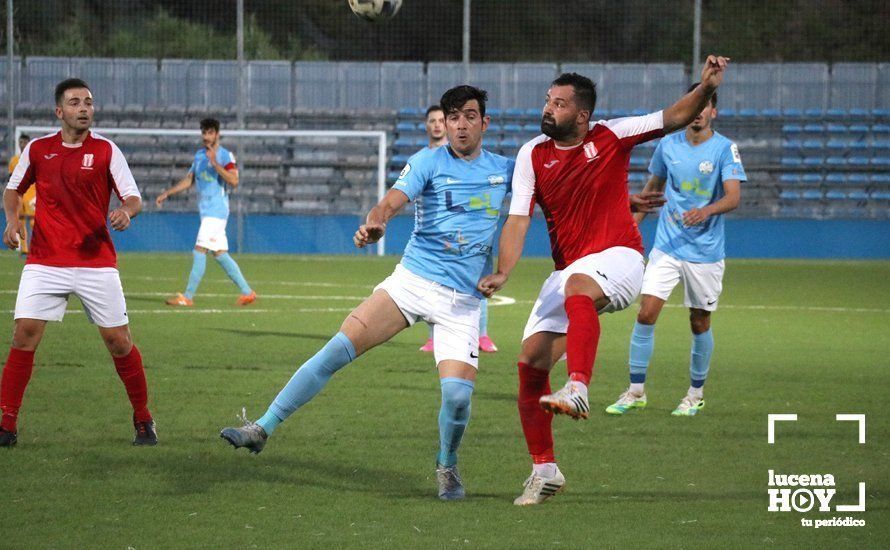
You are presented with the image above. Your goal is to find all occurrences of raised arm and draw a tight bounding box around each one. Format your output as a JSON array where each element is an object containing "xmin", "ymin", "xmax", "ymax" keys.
[
  {"xmin": 663, "ymin": 55, "xmax": 729, "ymax": 134},
  {"xmin": 353, "ymin": 188, "xmax": 410, "ymax": 248}
]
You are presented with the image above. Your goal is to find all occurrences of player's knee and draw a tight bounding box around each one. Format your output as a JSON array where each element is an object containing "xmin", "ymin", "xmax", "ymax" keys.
[
  {"xmin": 637, "ymin": 309, "xmax": 659, "ymax": 325},
  {"xmin": 11, "ymin": 323, "xmax": 41, "ymax": 350},
  {"xmin": 689, "ymin": 311, "xmax": 711, "ymax": 334},
  {"xmin": 564, "ymin": 273, "xmax": 600, "ymax": 299},
  {"xmin": 103, "ymin": 331, "xmax": 133, "ymax": 356},
  {"xmin": 441, "ymin": 383, "xmax": 472, "ymax": 412}
]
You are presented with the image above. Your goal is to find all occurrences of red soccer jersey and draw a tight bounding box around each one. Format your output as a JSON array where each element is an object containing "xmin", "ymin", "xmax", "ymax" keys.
[
  {"xmin": 509, "ymin": 112, "xmax": 665, "ymax": 270},
  {"xmin": 6, "ymin": 131, "xmax": 140, "ymax": 268}
]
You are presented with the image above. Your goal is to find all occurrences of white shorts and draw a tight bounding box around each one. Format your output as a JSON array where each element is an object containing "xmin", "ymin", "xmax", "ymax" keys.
[
  {"xmin": 14, "ymin": 265, "xmax": 129, "ymax": 328},
  {"xmin": 640, "ymin": 249, "xmax": 725, "ymax": 311},
  {"xmin": 196, "ymin": 216, "xmax": 229, "ymax": 251},
  {"xmin": 374, "ymin": 264, "xmax": 481, "ymax": 368},
  {"xmin": 522, "ymin": 246, "xmax": 644, "ymax": 341}
]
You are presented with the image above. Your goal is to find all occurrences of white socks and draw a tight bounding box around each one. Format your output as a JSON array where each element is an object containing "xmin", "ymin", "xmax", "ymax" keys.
[
  {"xmin": 630, "ymin": 383, "xmax": 645, "ymax": 396},
  {"xmin": 533, "ymin": 462, "xmax": 559, "ymax": 479},
  {"xmin": 688, "ymin": 386, "xmax": 704, "ymax": 400}
]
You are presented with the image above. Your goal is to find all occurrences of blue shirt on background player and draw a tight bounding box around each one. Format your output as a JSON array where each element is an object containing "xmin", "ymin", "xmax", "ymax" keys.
[
  {"xmin": 648, "ymin": 130, "xmax": 746, "ymax": 262},
  {"xmin": 190, "ymin": 146, "xmax": 236, "ymax": 220},
  {"xmin": 394, "ymin": 145, "xmax": 514, "ymax": 297}
]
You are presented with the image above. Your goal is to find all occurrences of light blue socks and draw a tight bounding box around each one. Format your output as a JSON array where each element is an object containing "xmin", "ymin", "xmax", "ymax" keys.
[
  {"xmin": 216, "ymin": 252, "xmax": 252, "ymax": 295},
  {"xmin": 257, "ymin": 332, "xmax": 357, "ymax": 434},
  {"xmin": 628, "ymin": 321, "xmax": 655, "ymax": 384},
  {"xmin": 690, "ymin": 329, "xmax": 714, "ymax": 388},
  {"xmin": 437, "ymin": 377, "xmax": 475, "ymax": 467},
  {"xmin": 184, "ymin": 250, "xmax": 206, "ymax": 299}
]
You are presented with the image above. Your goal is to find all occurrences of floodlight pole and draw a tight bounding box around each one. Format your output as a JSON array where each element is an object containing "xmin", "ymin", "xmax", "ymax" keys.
[
  {"xmin": 692, "ymin": 0, "xmax": 702, "ymax": 69},
  {"xmin": 236, "ymin": 0, "xmax": 246, "ymax": 129},
  {"xmin": 7, "ymin": 0, "xmax": 14, "ymax": 156},
  {"xmin": 462, "ymin": 0, "xmax": 470, "ymax": 80}
]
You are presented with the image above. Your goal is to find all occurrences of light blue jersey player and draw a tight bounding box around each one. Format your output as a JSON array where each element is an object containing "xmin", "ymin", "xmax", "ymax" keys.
[
  {"xmin": 221, "ymin": 86, "xmax": 514, "ymax": 501},
  {"xmin": 157, "ymin": 118, "xmax": 255, "ymax": 306},
  {"xmin": 607, "ymin": 83, "xmax": 746, "ymax": 418}
]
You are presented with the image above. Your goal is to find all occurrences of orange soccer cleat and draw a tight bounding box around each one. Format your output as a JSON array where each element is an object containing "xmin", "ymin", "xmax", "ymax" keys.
[
  {"xmin": 236, "ymin": 291, "xmax": 257, "ymax": 306},
  {"xmin": 165, "ymin": 292, "xmax": 193, "ymax": 307}
]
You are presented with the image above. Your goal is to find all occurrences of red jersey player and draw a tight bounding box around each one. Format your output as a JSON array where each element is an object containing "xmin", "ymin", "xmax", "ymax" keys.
[
  {"xmin": 478, "ymin": 56, "xmax": 729, "ymax": 505},
  {"xmin": 1, "ymin": 78, "xmax": 156, "ymax": 447}
]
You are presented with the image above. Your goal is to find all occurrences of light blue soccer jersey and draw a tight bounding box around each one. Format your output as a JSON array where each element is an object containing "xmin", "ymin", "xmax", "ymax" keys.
[
  {"xmin": 649, "ymin": 131, "xmax": 746, "ymax": 262},
  {"xmin": 393, "ymin": 146, "xmax": 514, "ymax": 297},
  {"xmin": 190, "ymin": 146, "xmax": 236, "ymax": 219}
]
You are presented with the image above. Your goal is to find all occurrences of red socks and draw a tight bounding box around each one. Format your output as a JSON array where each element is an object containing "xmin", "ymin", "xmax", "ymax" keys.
[
  {"xmin": 517, "ymin": 362, "xmax": 554, "ymax": 464},
  {"xmin": 565, "ymin": 295, "xmax": 600, "ymax": 386},
  {"xmin": 113, "ymin": 346, "xmax": 152, "ymax": 423},
  {"xmin": 0, "ymin": 348, "xmax": 35, "ymax": 432}
]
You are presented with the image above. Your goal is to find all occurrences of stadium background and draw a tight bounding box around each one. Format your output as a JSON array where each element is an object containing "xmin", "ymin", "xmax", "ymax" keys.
[{"xmin": 3, "ymin": 0, "xmax": 889, "ymax": 258}]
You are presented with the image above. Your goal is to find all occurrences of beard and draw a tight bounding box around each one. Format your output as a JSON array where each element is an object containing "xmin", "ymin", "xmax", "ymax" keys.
[{"xmin": 541, "ymin": 116, "xmax": 575, "ymax": 141}]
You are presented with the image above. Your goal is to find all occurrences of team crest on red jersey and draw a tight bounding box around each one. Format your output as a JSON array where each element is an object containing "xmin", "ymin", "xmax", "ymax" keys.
[
  {"xmin": 583, "ymin": 142, "xmax": 598, "ymax": 161},
  {"xmin": 82, "ymin": 154, "xmax": 94, "ymax": 169}
]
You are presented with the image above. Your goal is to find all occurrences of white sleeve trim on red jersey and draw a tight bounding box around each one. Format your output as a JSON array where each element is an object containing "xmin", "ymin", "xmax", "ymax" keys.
[
  {"xmin": 508, "ymin": 135, "xmax": 548, "ymax": 216},
  {"xmin": 6, "ymin": 141, "xmax": 32, "ymax": 192},
  {"xmin": 600, "ymin": 110, "xmax": 664, "ymax": 142},
  {"xmin": 97, "ymin": 135, "xmax": 140, "ymax": 200}
]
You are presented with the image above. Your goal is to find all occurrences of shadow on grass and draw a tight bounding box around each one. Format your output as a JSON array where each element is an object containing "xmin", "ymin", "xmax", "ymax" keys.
[{"xmin": 213, "ymin": 328, "xmax": 417, "ymax": 349}]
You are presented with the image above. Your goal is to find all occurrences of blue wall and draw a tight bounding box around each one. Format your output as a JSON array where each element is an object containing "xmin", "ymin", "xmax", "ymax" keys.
[{"xmin": 113, "ymin": 213, "xmax": 890, "ymax": 259}]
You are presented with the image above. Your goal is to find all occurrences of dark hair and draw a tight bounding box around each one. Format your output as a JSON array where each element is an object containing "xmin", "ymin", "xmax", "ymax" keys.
[
  {"xmin": 440, "ymin": 85, "xmax": 488, "ymax": 118},
  {"xmin": 54, "ymin": 78, "xmax": 91, "ymax": 105},
  {"xmin": 425, "ymin": 105, "xmax": 443, "ymax": 117},
  {"xmin": 19, "ymin": 134, "xmax": 30, "ymax": 141},
  {"xmin": 551, "ymin": 73, "xmax": 597, "ymax": 113},
  {"xmin": 687, "ymin": 82, "xmax": 717, "ymax": 107},
  {"xmin": 200, "ymin": 118, "xmax": 221, "ymax": 132}
]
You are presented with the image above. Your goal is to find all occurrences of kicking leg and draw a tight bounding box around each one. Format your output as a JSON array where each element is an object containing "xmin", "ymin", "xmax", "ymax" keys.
[{"xmin": 221, "ymin": 289, "xmax": 409, "ymax": 452}]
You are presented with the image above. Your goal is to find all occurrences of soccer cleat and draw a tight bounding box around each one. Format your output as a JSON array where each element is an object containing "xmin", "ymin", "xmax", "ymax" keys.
[
  {"xmin": 605, "ymin": 389, "xmax": 648, "ymax": 415},
  {"xmin": 435, "ymin": 463, "xmax": 465, "ymax": 501},
  {"xmin": 672, "ymin": 395, "xmax": 705, "ymax": 416},
  {"xmin": 513, "ymin": 468, "xmax": 566, "ymax": 505},
  {"xmin": 220, "ymin": 409, "xmax": 268, "ymax": 454},
  {"xmin": 0, "ymin": 428, "xmax": 17, "ymax": 447},
  {"xmin": 236, "ymin": 291, "xmax": 257, "ymax": 306},
  {"xmin": 478, "ymin": 335, "xmax": 499, "ymax": 353},
  {"xmin": 133, "ymin": 419, "xmax": 158, "ymax": 446},
  {"xmin": 419, "ymin": 338, "xmax": 434, "ymax": 352},
  {"xmin": 539, "ymin": 381, "xmax": 589, "ymax": 420},
  {"xmin": 165, "ymin": 292, "xmax": 193, "ymax": 307}
]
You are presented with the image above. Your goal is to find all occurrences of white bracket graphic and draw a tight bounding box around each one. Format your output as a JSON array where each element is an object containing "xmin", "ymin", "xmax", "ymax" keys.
[
  {"xmin": 768, "ymin": 414, "xmax": 798, "ymax": 444},
  {"xmin": 836, "ymin": 482, "xmax": 866, "ymax": 512},
  {"xmin": 836, "ymin": 414, "xmax": 866, "ymax": 444}
]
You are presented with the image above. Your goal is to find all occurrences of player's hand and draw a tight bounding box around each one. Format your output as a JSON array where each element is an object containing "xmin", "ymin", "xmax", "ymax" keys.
[
  {"xmin": 3, "ymin": 220, "xmax": 24, "ymax": 250},
  {"xmin": 354, "ymin": 222, "xmax": 385, "ymax": 248},
  {"xmin": 630, "ymin": 191, "xmax": 666, "ymax": 213},
  {"xmin": 206, "ymin": 144, "xmax": 219, "ymax": 165},
  {"xmin": 477, "ymin": 272, "xmax": 508, "ymax": 298},
  {"xmin": 700, "ymin": 55, "xmax": 729, "ymax": 90},
  {"xmin": 155, "ymin": 192, "xmax": 167, "ymax": 207},
  {"xmin": 683, "ymin": 207, "xmax": 710, "ymax": 226},
  {"xmin": 108, "ymin": 208, "xmax": 131, "ymax": 231}
]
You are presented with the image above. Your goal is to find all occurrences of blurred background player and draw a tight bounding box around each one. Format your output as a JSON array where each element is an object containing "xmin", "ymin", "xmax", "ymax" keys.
[
  {"xmin": 417, "ymin": 105, "xmax": 499, "ymax": 354},
  {"xmin": 156, "ymin": 118, "xmax": 256, "ymax": 306},
  {"xmin": 221, "ymin": 86, "xmax": 513, "ymax": 501},
  {"xmin": 606, "ymin": 83, "xmax": 746, "ymax": 418},
  {"xmin": 8, "ymin": 134, "xmax": 34, "ymax": 256},
  {"xmin": 479, "ymin": 57, "xmax": 728, "ymax": 505},
  {"xmin": 1, "ymin": 79, "xmax": 155, "ymax": 447}
]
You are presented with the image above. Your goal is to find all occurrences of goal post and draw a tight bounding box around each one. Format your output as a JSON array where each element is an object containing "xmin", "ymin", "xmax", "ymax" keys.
[{"xmin": 15, "ymin": 126, "xmax": 390, "ymax": 256}]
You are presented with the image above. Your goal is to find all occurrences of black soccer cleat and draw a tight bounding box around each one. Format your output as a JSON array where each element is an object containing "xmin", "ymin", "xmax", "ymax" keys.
[
  {"xmin": 133, "ymin": 419, "xmax": 158, "ymax": 446},
  {"xmin": 0, "ymin": 427, "xmax": 18, "ymax": 447}
]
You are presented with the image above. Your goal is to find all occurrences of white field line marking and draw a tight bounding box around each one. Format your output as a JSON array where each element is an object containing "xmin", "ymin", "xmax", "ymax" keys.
[
  {"xmin": 2, "ymin": 308, "xmax": 354, "ymax": 315},
  {"xmin": 509, "ymin": 299, "xmax": 890, "ymax": 314}
]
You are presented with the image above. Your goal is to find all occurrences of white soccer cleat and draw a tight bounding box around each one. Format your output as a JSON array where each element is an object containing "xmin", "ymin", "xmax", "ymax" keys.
[
  {"xmin": 539, "ymin": 381, "xmax": 589, "ymax": 419},
  {"xmin": 513, "ymin": 468, "xmax": 566, "ymax": 505}
]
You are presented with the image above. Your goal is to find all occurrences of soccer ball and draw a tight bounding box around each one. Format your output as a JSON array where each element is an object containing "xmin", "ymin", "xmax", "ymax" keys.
[{"xmin": 348, "ymin": 0, "xmax": 403, "ymax": 22}]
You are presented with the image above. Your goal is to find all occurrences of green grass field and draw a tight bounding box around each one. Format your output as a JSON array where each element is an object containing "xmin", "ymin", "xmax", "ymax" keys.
[{"xmin": 1, "ymin": 253, "xmax": 887, "ymax": 548}]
